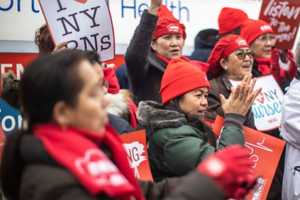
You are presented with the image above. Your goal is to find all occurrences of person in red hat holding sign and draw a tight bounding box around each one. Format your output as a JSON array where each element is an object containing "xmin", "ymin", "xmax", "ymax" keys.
[
  {"xmin": 206, "ymin": 34, "xmax": 257, "ymax": 128},
  {"xmin": 125, "ymin": 0, "xmax": 208, "ymax": 103},
  {"xmin": 241, "ymin": 19, "xmax": 297, "ymax": 91}
]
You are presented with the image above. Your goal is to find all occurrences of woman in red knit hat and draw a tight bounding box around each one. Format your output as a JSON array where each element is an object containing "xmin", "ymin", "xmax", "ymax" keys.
[
  {"xmin": 241, "ymin": 19, "xmax": 297, "ymax": 91},
  {"xmin": 125, "ymin": 0, "xmax": 207, "ymax": 103},
  {"xmin": 138, "ymin": 58, "xmax": 259, "ymax": 186},
  {"xmin": 206, "ymin": 34, "xmax": 257, "ymax": 128}
]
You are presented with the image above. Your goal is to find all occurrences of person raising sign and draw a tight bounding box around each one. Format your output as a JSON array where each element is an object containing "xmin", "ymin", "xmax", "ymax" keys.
[{"xmin": 125, "ymin": 0, "xmax": 207, "ymax": 103}]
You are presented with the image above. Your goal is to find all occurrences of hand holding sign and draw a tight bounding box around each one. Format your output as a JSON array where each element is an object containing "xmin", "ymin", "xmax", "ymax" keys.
[
  {"xmin": 52, "ymin": 42, "xmax": 68, "ymax": 53},
  {"xmin": 221, "ymin": 75, "xmax": 262, "ymax": 116}
]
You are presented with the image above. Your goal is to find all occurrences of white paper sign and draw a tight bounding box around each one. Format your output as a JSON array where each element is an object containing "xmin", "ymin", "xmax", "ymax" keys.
[
  {"xmin": 251, "ymin": 75, "xmax": 283, "ymax": 131},
  {"xmin": 39, "ymin": 0, "xmax": 115, "ymax": 61}
]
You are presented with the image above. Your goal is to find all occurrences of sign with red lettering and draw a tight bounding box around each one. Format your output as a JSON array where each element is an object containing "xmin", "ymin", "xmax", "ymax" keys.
[
  {"xmin": 259, "ymin": 0, "xmax": 300, "ymax": 49},
  {"xmin": 213, "ymin": 116, "xmax": 285, "ymax": 200},
  {"xmin": 120, "ymin": 130, "xmax": 153, "ymax": 181},
  {"xmin": 38, "ymin": 0, "xmax": 115, "ymax": 61}
]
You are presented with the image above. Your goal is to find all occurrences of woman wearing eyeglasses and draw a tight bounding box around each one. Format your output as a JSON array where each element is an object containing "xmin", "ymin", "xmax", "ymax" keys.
[
  {"xmin": 206, "ymin": 34, "xmax": 256, "ymax": 127},
  {"xmin": 241, "ymin": 19, "xmax": 297, "ymax": 92}
]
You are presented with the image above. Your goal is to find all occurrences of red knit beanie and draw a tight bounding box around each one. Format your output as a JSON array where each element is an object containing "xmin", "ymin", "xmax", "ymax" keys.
[
  {"xmin": 207, "ymin": 34, "xmax": 249, "ymax": 78},
  {"xmin": 241, "ymin": 19, "xmax": 273, "ymax": 45},
  {"xmin": 218, "ymin": 7, "xmax": 248, "ymax": 35},
  {"xmin": 153, "ymin": 5, "xmax": 186, "ymax": 40},
  {"xmin": 160, "ymin": 58, "xmax": 210, "ymax": 104}
]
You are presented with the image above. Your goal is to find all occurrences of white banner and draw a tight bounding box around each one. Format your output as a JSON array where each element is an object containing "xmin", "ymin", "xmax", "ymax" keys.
[
  {"xmin": 251, "ymin": 75, "xmax": 284, "ymax": 131},
  {"xmin": 0, "ymin": 0, "xmax": 264, "ymax": 54},
  {"xmin": 39, "ymin": 0, "xmax": 115, "ymax": 61}
]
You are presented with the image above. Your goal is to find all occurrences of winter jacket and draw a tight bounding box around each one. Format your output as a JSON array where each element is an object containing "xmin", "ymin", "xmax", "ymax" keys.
[
  {"xmin": 138, "ymin": 101, "xmax": 245, "ymax": 181},
  {"xmin": 108, "ymin": 114, "xmax": 133, "ymax": 134},
  {"xmin": 189, "ymin": 29, "xmax": 219, "ymax": 62},
  {"xmin": 125, "ymin": 11, "xmax": 167, "ymax": 103},
  {"xmin": 207, "ymin": 74, "xmax": 256, "ymax": 129},
  {"xmin": 1, "ymin": 131, "xmax": 225, "ymax": 200},
  {"xmin": 281, "ymin": 74, "xmax": 300, "ymax": 200},
  {"xmin": 116, "ymin": 64, "xmax": 130, "ymax": 90}
]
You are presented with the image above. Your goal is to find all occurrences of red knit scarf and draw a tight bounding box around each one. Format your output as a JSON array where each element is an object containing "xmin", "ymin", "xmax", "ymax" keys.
[
  {"xmin": 33, "ymin": 124, "xmax": 144, "ymax": 200},
  {"xmin": 155, "ymin": 53, "xmax": 190, "ymax": 64},
  {"xmin": 155, "ymin": 53, "xmax": 209, "ymax": 72},
  {"xmin": 255, "ymin": 57, "xmax": 272, "ymax": 76}
]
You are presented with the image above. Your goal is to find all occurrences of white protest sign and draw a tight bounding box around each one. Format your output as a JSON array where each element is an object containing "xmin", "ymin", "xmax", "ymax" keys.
[
  {"xmin": 123, "ymin": 141, "xmax": 146, "ymax": 179},
  {"xmin": 38, "ymin": 0, "xmax": 115, "ymax": 61},
  {"xmin": 251, "ymin": 75, "xmax": 283, "ymax": 131}
]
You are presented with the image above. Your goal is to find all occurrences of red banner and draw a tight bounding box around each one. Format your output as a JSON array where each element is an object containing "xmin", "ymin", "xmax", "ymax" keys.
[
  {"xmin": 0, "ymin": 53, "xmax": 125, "ymax": 79},
  {"xmin": 0, "ymin": 53, "xmax": 37, "ymax": 79},
  {"xmin": 259, "ymin": 0, "xmax": 300, "ymax": 49},
  {"xmin": 213, "ymin": 116, "xmax": 285, "ymax": 200},
  {"xmin": 120, "ymin": 130, "xmax": 153, "ymax": 181}
]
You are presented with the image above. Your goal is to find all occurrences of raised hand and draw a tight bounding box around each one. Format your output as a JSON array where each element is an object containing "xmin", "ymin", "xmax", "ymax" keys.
[
  {"xmin": 220, "ymin": 74, "xmax": 261, "ymax": 116},
  {"xmin": 148, "ymin": 0, "xmax": 162, "ymax": 15},
  {"xmin": 52, "ymin": 42, "xmax": 68, "ymax": 53}
]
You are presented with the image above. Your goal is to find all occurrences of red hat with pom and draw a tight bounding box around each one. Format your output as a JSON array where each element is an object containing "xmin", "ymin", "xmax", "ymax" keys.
[
  {"xmin": 160, "ymin": 58, "xmax": 209, "ymax": 104},
  {"xmin": 153, "ymin": 5, "xmax": 186, "ymax": 40},
  {"xmin": 207, "ymin": 34, "xmax": 249, "ymax": 78},
  {"xmin": 218, "ymin": 7, "xmax": 248, "ymax": 35}
]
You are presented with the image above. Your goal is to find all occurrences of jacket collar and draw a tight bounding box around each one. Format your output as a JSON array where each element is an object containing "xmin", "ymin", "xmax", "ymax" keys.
[
  {"xmin": 147, "ymin": 52, "xmax": 167, "ymax": 72},
  {"xmin": 220, "ymin": 74, "xmax": 233, "ymax": 92}
]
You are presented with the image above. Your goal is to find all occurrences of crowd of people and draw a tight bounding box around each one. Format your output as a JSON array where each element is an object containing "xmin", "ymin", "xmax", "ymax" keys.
[{"xmin": 0, "ymin": 0, "xmax": 300, "ymax": 199}]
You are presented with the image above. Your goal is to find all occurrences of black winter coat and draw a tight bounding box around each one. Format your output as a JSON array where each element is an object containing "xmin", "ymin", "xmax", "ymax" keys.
[
  {"xmin": 125, "ymin": 11, "xmax": 167, "ymax": 103},
  {"xmin": 1, "ymin": 132, "xmax": 225, "ymax": 200}
]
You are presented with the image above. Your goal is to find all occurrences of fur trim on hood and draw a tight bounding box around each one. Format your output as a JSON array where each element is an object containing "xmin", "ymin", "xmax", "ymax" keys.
[{"xmin": 137, "ymin": 101, "xmax": 187, "ymax": 129}]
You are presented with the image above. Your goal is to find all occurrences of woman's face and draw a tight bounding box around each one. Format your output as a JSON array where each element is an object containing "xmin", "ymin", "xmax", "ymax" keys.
[
  {"xmin": 179, "ymin": 87, "xmax": 209, "ymax": 119},
  {"xmin": 151, "ymin": 33, "xmax": 185, "ymax": 59},
  {"xmin": 222, "ymin": 47, "xmax": 254, "ymax": 81},
  {"xmin": 61, "ymin": 60, "xmax": 109, "ymax": 134},
  {"xmin": 250, "ymin": 33, "xmax": 276, "ymax": 58}
]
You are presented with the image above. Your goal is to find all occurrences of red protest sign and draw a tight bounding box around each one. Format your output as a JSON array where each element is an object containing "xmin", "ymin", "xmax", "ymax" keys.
[
  {"xmin": 213, "ymin": 116, "xmax": 285, "ymax": 200},
  {"xmin": 259, "ymin": 0, "xmax": 300, "ymax": 49},
  {"xmin": 120, "ymin": 130, "xmax": 153, "ymax": 182},
  {"xmin": 0, "ymin": 53, "xmax": 38, "ymax": 79},
  {"xmin": 0, "ymin": 53, "xmax": 125, "ymax": 78}
]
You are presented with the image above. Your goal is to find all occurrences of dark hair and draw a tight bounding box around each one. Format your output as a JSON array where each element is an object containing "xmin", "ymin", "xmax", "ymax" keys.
[
  {"xmin": 34, "ymin": 24, "xmax": 55, "ymax": 55},
  {"xmin": 220, "ymin": 27, "xmax": 241, "ymax": 38},
  {"xmin": 84, "ymin": 50, "xmax": 101, "ymax": 65},
  {"xmin": 20, "ymin": 49, "xmax": 89, "ymax": 128}
]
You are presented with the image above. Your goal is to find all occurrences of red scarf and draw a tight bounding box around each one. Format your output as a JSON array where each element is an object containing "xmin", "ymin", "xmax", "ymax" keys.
[
  {"xmin": 271, "ymin": 48, "xmax": 297, "ymax": 85},
  {"xmin": 33, "ymin": 124, "xmax": 144, "ymax": 200},
  {"xmin": 156, "ymin": 53, "xmax": 209, "ymax": 72},
  {"xmin": 255, "ymin": 57, "xmax": 272, "ymax": 76}
]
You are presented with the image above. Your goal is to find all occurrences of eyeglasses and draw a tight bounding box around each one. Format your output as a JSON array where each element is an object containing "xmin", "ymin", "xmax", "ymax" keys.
[{"xmin": 234, "ymin": 50, "xmax": 254, "ymax": 60}]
